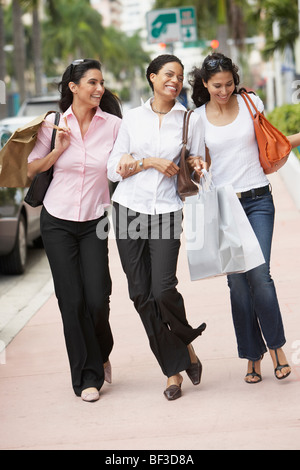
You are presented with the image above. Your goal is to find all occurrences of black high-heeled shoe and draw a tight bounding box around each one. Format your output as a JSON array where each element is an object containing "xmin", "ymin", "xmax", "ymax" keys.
[
  {"xmin": 273, "ymin": 349, "xmax": 291, "ymax": 380},
  {"xmin": 164, "ymin": 374, "xmax": 183, "ymax": 401},
  {"xmin": 164, "ymin": 384, "xmax": 182, "ymax": 401},
  {"xmin": 186, "ymin": 358, "xmax": 202, "ymax": 385}
]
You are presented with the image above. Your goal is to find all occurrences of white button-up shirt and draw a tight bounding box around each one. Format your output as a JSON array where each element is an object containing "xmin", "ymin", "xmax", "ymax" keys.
[{"xmin": 107, "ymin": 98, "xmax": 205, "ymax": 215}]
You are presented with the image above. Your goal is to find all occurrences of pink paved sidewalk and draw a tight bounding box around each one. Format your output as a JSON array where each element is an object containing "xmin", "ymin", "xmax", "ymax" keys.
[{"xmin": 0, "ymin": 172, "xmax": 299, "ymax": 450}]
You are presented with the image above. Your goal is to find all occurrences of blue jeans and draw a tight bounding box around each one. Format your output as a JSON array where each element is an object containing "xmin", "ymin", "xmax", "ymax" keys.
[{"xmin": 227, "ymin": 192, "xmax": 286, "ymax": 361}]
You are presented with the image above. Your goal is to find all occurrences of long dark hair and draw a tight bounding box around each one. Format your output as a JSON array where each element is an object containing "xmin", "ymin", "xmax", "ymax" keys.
[
  {"xmin": 58, "ymin": 59, "xmax": 122, "ymax": 118},
  {"xmin": 146, "ymin": 54, "xmax": 184, "ymax": 91},
  {"xmin": 189, "ymin": 52, "xmax": 242, "ymax": 108}
]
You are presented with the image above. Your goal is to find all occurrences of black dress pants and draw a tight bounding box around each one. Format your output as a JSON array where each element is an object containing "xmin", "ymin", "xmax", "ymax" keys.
[
  {"xmin": 40, "ymin": 207, "xmax": 113, "ymax": 396},
  {"xmin": 113, "ymin": 203, "xmax": 205, "ymax": 378}
]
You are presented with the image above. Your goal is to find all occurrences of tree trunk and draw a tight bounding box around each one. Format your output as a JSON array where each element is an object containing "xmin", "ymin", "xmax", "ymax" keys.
[
  {"xmin": 12, "ymin": 0, "xmax": 26, "ymax": 103},
  {"xmin": 0, "ymin": 1, "xmax": 7, "ymax": 117},
  {"xmin": 32, "ymin": 6, "xmax": 43, "ymax": 96}
]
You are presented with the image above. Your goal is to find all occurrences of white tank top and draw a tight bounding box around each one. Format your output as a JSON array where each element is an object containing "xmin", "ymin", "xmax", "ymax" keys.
[{"xmin": 195, "ymin": 93, "xmax": 269, "ymax": 192}]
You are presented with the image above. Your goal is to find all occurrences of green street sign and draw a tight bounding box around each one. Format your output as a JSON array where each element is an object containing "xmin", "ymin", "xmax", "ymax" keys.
[
  {"xmin": 180, "ymin": 7, "xmax": 197, "ymax": 42},
  {"xmin": 146, "ymin": 7, "xmax": 197, "ymax": 45}
]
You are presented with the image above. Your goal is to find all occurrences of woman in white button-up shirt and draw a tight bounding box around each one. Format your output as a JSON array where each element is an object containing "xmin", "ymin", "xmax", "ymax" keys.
[{"xmin": 107, "ymin": 55, "xmax": 206, "ymax": 400}]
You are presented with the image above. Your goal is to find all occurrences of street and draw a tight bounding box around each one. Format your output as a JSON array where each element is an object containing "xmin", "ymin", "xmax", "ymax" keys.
[{"xmin": 0, "ymin": 172, "xmax": 300, "ymax": 450}]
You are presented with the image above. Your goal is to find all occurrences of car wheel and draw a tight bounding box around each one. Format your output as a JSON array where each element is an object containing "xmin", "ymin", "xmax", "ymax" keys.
[{"xmin": 0, "ymin": 214, "xmax": 27, "ymax": 274}]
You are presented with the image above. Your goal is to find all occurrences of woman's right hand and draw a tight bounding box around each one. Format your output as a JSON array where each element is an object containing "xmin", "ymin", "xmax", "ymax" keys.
[
  {"xmin": 27, "ymin": 127, "xmax": 71, "ymax": 180},
  {"xmin": 55, "ymin": 128, "xmax": 71, "ymax": 154}
]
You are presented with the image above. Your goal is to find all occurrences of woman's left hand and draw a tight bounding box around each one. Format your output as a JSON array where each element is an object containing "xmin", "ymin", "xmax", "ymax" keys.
[{"xmin": 116, "ymin": 154, "xmax": 137, "ymax": 178}]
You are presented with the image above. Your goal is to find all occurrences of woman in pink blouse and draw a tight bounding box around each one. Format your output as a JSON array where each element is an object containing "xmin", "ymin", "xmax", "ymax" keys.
[{"xmin": 27, "ymin": 59, "xmax": 122, "ymax": 402}]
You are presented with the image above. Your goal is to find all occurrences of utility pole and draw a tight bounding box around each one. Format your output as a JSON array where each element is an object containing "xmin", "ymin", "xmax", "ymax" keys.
[{"xmin": 272, "ymin": 21, "xmax": 283, "ymax": 107}]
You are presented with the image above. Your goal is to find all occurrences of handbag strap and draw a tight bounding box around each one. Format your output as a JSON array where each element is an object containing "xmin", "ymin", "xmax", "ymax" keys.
[
  {"xmin": 240, "ymin": 92, "xmax": 259, "ymax": 120},
  {"xmin": 50, "ymin": 112, "xmax": 60, "ymax": 150},
  {"xmin": 182, "ymin": 109, "xmax": 193, "ymax": 145}
]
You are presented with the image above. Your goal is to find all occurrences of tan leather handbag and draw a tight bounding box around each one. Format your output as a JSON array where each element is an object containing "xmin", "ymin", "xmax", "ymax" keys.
[{"xmin": 241, "ymin": 92, "xmax": 291, "ymax": 174}]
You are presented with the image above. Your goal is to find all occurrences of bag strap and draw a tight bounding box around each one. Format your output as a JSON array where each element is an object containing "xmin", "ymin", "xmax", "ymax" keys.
[
  {"xmin": 50, "ymin": 112, "xmax": 60, "ymax": 150},
  {"xmin": 240, "ymin": 92, "xmax": 259, "ymax": 121},
  {"xmin": 182, "ymin": 109, "xmax": 193, "ymax": 145}
]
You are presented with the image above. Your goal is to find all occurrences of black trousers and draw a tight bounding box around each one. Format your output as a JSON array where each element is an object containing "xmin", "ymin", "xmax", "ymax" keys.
[
  {"xmin": 40, "ymin": 207, "xmax": 113, "ymax": 396},
  {"xmin": 113, "ymin": 203, "xmax": 205, "ymax": 378}
]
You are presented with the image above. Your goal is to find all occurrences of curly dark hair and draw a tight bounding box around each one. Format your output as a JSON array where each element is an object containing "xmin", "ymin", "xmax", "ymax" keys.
[
  {"xmin": 58, "ymin": 59, "xmax": 122, "ymax": 118},
  {"xmin": 146, "ymin": 54, "xmax": 184, "ymax": 91},
  {"xmin": 189, "ymin": 53, "xmax": 242, "ymax": 108}
]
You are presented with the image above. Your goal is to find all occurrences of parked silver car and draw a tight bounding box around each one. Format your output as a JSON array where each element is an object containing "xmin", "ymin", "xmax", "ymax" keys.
[
  {"xmin": 0, "ymin": 95, "xmax": 60, "ymax": 133},
  {"xmin": 0, "ymin": 127, "xmax": 42, "ymax": 274}
]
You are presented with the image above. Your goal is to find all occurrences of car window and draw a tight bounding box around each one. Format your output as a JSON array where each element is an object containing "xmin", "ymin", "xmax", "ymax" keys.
[{"xmin": 21, "ymin": 101, "xmax": 60, "ymax": 116}]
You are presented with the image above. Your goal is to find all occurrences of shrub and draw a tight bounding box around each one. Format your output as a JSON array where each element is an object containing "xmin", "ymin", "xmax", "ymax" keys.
[{"xmin": 267, "ymin": 104, "xmax": 300, "ymax": 159}]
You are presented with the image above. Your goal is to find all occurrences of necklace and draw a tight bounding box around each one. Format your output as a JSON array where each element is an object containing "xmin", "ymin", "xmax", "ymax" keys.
[{"xmin": 151, "ymin": 105, "xmax": 170, "ymax": 115}]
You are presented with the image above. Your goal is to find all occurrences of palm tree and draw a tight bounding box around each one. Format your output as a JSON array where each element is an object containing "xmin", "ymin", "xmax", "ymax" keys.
[
  {"xmin": 42, "ymin": 0, "xmax": 106, "ymax": 66},
  {"xmin": 248, "ymin": 0, "xmax": 298, "ymax": 58},
  {"xmin": 42, "ymin": 1, "xmax": 150, "ymax": 87},
  {"xmin": 0, "ymin": 1, "xmax": 5, "ymax": 83},
  {"xmin": 2, "ymin": 0, "xmax": 153, "ymax": 104},
  {"xmin": 0, "ymin": 0, "xmax": 6, "ymax": 118},
  {"xmin": 0, "ymin": 1, "xmax": 5, "ymax": 82},
  {"xmin": 31, "ymin": 1, "xmax": 43, "ymax": 95}
]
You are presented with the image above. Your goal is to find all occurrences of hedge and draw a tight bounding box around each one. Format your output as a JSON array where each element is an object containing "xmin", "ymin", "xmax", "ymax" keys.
[{"xmin": 267, "ymin": 103, "xmax": 300, "ymax": 159}]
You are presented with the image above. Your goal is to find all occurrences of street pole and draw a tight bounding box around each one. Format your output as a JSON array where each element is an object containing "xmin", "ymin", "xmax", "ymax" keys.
[{"xmin": 272, "ymin": 21, "xmax": 283, "ymax": 107}]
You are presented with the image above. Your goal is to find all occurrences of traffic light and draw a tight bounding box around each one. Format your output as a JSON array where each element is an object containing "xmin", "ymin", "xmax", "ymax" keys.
[{"xmin": 210, "ymin": 39, "xmax": 219, "ymax": 49}]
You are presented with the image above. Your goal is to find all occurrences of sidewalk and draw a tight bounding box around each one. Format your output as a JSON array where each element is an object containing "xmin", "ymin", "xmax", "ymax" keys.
[{"xmin": 0, "ymin": 172, "xmax": 299, "ymax": 451}]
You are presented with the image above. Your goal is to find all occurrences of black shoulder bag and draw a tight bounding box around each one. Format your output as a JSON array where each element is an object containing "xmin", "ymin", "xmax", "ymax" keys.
[{"xmin": 25, "ymin": 111, "xmax": 60, "ymax": 207}]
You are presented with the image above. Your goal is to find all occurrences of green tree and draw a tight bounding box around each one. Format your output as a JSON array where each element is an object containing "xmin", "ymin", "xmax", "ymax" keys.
[
  {"xmin": 101, "ymin": 28, "xmax": 150, "ymax": 80},
  {"xmin": 0, "ymin": 1, "xmax": 6, "ymax": 118},
  {"xmin": 1, "ymin": 0, "xmax": 152, "ymax": 104},
  {"xmin": 42, "ymin": 1, "xmax": 150, "ymax": 85},
  {"xmin": 42, "ymin": 0, "xmax": 106, "ymax": 68},
  {"xmin": 248, "ymin": 0, "xmax": 298, "ymax": 58}
]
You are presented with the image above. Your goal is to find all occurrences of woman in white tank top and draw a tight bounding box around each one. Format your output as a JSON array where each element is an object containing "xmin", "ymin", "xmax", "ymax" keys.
[{"xmin": 188, "ymin": 53, "xmax": 299, "ymax": 384}]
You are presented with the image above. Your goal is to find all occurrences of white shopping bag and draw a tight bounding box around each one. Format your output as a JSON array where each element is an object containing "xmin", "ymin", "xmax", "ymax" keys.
[{"xmin": 184, "ymin": 171, "xmax": 265, "ymax": 281}]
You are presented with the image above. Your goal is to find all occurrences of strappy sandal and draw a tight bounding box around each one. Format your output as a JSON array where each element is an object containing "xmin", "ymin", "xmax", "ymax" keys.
[
  {"xmin": 245, "ymin": 360, "xmax": 262, "ymax": 384},
  {"xmin": 273, "ymin": 349, "xmax": 291, "ymax": 380}
]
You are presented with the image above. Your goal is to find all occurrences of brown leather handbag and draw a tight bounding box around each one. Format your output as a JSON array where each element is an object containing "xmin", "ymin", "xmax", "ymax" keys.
[
  {"xmin": 241, "ymin": 92, "xmax": 291, "ymax": 174},
  {"xmin": 177, "ymin": 110, "xmax": 198, "ymax": 199}
]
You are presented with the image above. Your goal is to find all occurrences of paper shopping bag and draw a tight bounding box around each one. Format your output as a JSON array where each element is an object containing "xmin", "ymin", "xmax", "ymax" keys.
[
  {"xmin": 0, "ymin": 111, "xmax": 55, "ymax": 188},
  {"xmin": 184, "ymin": 172, "xmax": 265, "ymax": 281}
]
